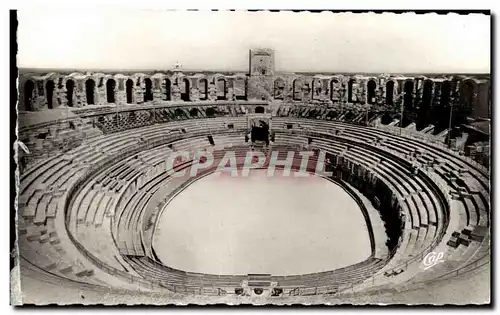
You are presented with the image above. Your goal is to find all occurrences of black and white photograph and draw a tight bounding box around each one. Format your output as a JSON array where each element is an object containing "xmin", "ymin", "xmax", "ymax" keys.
[{"xmin": 10, "ymin": 8, "xmax": 491, "ymax": 306}]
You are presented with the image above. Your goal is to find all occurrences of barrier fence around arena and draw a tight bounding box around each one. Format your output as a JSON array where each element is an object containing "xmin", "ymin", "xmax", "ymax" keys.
[{"xmin": 50, "ymin": 121, "xmax": 489, "ymax": 296}]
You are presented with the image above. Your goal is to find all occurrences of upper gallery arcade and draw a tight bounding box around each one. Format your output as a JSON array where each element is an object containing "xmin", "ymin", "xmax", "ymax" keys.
[{"xmin": 19, "ymin": 49, "xmax": 491, "ymax": 119}]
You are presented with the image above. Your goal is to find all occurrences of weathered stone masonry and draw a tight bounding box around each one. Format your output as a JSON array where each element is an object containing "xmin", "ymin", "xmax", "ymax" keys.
[{"xmin": 19, "ymin": 49, "xmax": 491, "ymax": 123}]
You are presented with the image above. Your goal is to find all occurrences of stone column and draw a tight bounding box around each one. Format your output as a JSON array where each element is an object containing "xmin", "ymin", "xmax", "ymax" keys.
[
  {"xmin": 208, "ymin": 83, "xmax": 217, "ymax": 101},
  {"xmin": 96, "ymin": 77, "xmax": 106, "ymax": 105},
  {"xmin": 117, "ymin": 78, "xmax": 127, "ymax": 105},
  {"xmin": 135, "ymin": 78, "xmax": 144, "ymax": 104},
  {"xmin": 153, "ymin": 78, "xmax": 163, "ymax": 101},
  {"xmin": 227, "ymin": 79, "xmax": 234, "ymax": 101},
  {"xmin": 34, "ymin": 80, "xmax": 45, "ymax": 110},
  {"xmin": 172, "ymin": 84, "xmax": 181, "ymax": 101}
]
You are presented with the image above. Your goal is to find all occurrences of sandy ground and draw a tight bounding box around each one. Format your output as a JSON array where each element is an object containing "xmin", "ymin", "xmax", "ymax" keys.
[{"xmin": 153, "ymin": 169, "xmax": 371, "ymax": 275}]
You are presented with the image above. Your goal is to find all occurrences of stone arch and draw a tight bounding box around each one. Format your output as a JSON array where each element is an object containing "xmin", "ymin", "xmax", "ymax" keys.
[
  {"xmin": 144, "ymin": 78, "xmax": 153, "ymax": 102},
  {"xmin": 292, "ymin": 79, "xmax": 303, "ymax": 101},
  {"xmin": 85, "ymin": 79, "xmax": 96, "ymax": 105},
  {"xmin": 46, "ymin": 80, "xmax": 55, "ymax": 109},
  {"xmin": 440, "ymin": 81, "xmax": 451, "ymax": 106},
  {"xmin": 367, "ymin": 79, "xmax": 377, "ymax": 104},
  {"xmin": 255, "ymin": 106, "xmax": 265, "ymax": 114},
  {"xmin": 24, "ymin": 80, "xmax": 35, "ymax": 111},
  {"xmin": 126, "ymin": 79, "xmax": 134, "ymax": 104},
  {"xmin": 381, "ymin": 112, "xmax": 393, "ymax": 125},
  {"xmin": 386, "ymin": 80, "xmax": 395, "ymax": 105},
  {"xmin": 206, "ymin": 107, "xmax": 215, "ymax": 117},
  {"xmin": 165, "ymin": 78, "xmax": 172, "ymax": 101},
  {"xmin": 189, "ymin": 108, "xmax": 199, "ymax": 117},
  {"xmin": 403, "ymin": 80, "xmax": 414, "ymax": 108},
  {"xmin": 97, "ymin": 116, "xmax": 105, "ymax": 125},
  {"xmin": 199, "ymin": 78, "xmax": 208, "ymax": 100},
  {"xmin": 106, "ymin": 79, "xmax": 116, "ymax": 103},
  {"xmin": 217, "ymin": 78, "xmax": 227, "ymax": 100},
  {"xmin": 274, "ymin": 78, "xmax": 285, "ymax": 99},
  {"xmin": 174, "ymin": 107, "xmax": 185, "ymax": 118},
  {"xmin": 66, "ymin": 79, "xmax": 75, "ymax": 107},
  {"xmin": 181, "ymin": 78, "xmax": 190, "ymax": 101}
]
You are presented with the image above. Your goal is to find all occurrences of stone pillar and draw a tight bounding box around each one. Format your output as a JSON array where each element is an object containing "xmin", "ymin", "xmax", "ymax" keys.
[
  {"xmin": 74, "ymin": 79, "xmax": 83, "ymax": 107},
  {"xmin": 227, "ymin": 79, "xmax": 234, "ymax": 101},
  {"xmin": 172, "ymin": 84, "xmax": 181, "ymax": 101},
  {"xmin": 414, "ymin": 78, "xmax": 422, "ymax": 107},
  {"xmin": 191, "ymin": 88, "xmax": 200, "ymax": 102},
  {"xmin": 96, "ymin": 77, "xmax": 106, "ymax": 105},
  {"xmin": 341, "ymin": 79, "xmax": 348, "ymax": 103},
  {"xmin": 153, "ymin": 78, "xmax": 163, "ymax": 101},
  {"xmin": 208, "ymin": 83, "xmax": 217, "ymax": 101},
  {"xmin": 34, "ymin": 80, "xmax": 45, "ymax": 110},
  {"xmin": 116, "ymin": 78, "xmax": 126, "ymax": 105},
  {"xmin": 134, "ymin": 79, "xmax": 144, "ymax": 104}
]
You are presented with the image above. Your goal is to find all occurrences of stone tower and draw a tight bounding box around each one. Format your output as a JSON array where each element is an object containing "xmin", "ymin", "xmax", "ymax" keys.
[{"xmin": 247, "ymin": 48, "xmax": 275, "ymax": 101}]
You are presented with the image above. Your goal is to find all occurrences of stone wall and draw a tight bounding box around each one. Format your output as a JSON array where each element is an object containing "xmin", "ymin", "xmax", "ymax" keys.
[
  {"xmin": 20, "ymin": 71, "xmax": 490, "ymax": 115},
  {"xmin": 18, "ymin": 50, "xmax": 491, "ymax": 125}
]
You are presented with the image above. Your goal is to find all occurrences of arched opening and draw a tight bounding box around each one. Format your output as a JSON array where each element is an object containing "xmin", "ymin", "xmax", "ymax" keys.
[
  {"xmin": 144, "ymin": 78, "xmax": 153, "ymax": 102},
  {"xmin": 165, "ymin": 79, "xmax": 171, "ymax": 101},
  {"xmin": 46, "ymin": 80, "xmax": 55, "ymax": 109},
  {"xmin": 292, "ymin": 79, "xmax": 302, "ymax": 101},
  {"xmin": 403, "ymin": 80, "xmax": 414, "ymax": 108},
  {"xmin": 381, "ymin": 112, "xmax": 393, "ymax": 125},
  {"xmin": 421, "ymin": 80, "xmax": 433, "ymax": 108},
  {"xmin": 385, "ymin": 81, "xmax": 395, "ymax": 105},
  {"xmin": 367, "ymin": 80, "xmax": 377, "ymax": 104},
  {"xmin": 330, "ymin": 79, "xmax": 340, "ymax": 101},
  {"xmin": 217, "ymin": 79, "xmax": 227, "ymax": 100},
  {"xmin": 440, "ymin": 81, "xmax": 451, "ymax": 106},
  {"xmin": 66, "ymin": 80, "xmax": 75, "ymax": 107},
  {"xmin": 199, "ymin": 79, "xmax": 208, "ymax": 100},
  {"xmin": 97, "ymin": 116, "xmax": 105, "ymax": 127},
  {"xmin": 181, "ymin": 78, "xmax": 190, "ymax": 101},
  {"xmin": 24, "ymin": 80, "xmax": 35, "ymax": 111},
  {"xmin": 206, "ymin": 107, "xmax": 215, "ymax": 117},
  {"xmin": 85, "ymin": 79, "xmax": 96, "ymax": 105},
  {"xmin": 460, "ymin": 80, "xmax": 475, "ymax": 108},
  {"xmin": 308, "ymin": 109, "xmax": 318, "ymax": 118},
  {"xmin": 189, "ymin": 108, "xmax": 199, "ymax": 117},
  {"xmin": 348, "ymin": 79, "xmax": 356, "ymax": 103},
  {"xmin": 106, "ymin": 79, "xmax": 116, "ymax": 103},
  {"xmin": 126, "ymin": 79, "xmax": 134, "ymax": 104},
  {"xmin": 255, "ymin": 106, "xmax": 265, "ymax": 114},
  {"xmin": 234, "ymin": 78, "xmax": 247, "ymax": 100},
  {"xmin": 174, "ymin": 108, "xmax": 185, "ymax": 119},
  {"xmin": 274, "ymin": 78, "xmax": 285, "ymax": 99}
]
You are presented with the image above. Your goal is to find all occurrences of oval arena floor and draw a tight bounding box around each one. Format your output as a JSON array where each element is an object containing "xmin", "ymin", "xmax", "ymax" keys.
[{"xmin": 153, "ymin": 169, "xmax": 372, "ymax": 275}]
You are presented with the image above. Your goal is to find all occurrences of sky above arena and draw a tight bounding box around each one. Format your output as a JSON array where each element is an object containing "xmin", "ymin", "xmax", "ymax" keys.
[{"xmin": 17, "ymin": 10, "xmax": 490, "ymax": 73}]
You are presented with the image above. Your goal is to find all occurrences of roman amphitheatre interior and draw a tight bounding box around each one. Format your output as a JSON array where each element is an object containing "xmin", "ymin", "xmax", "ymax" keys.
[{"xmin": 15, "ymin": 48, "xmax": 490, "ymax": 304}]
